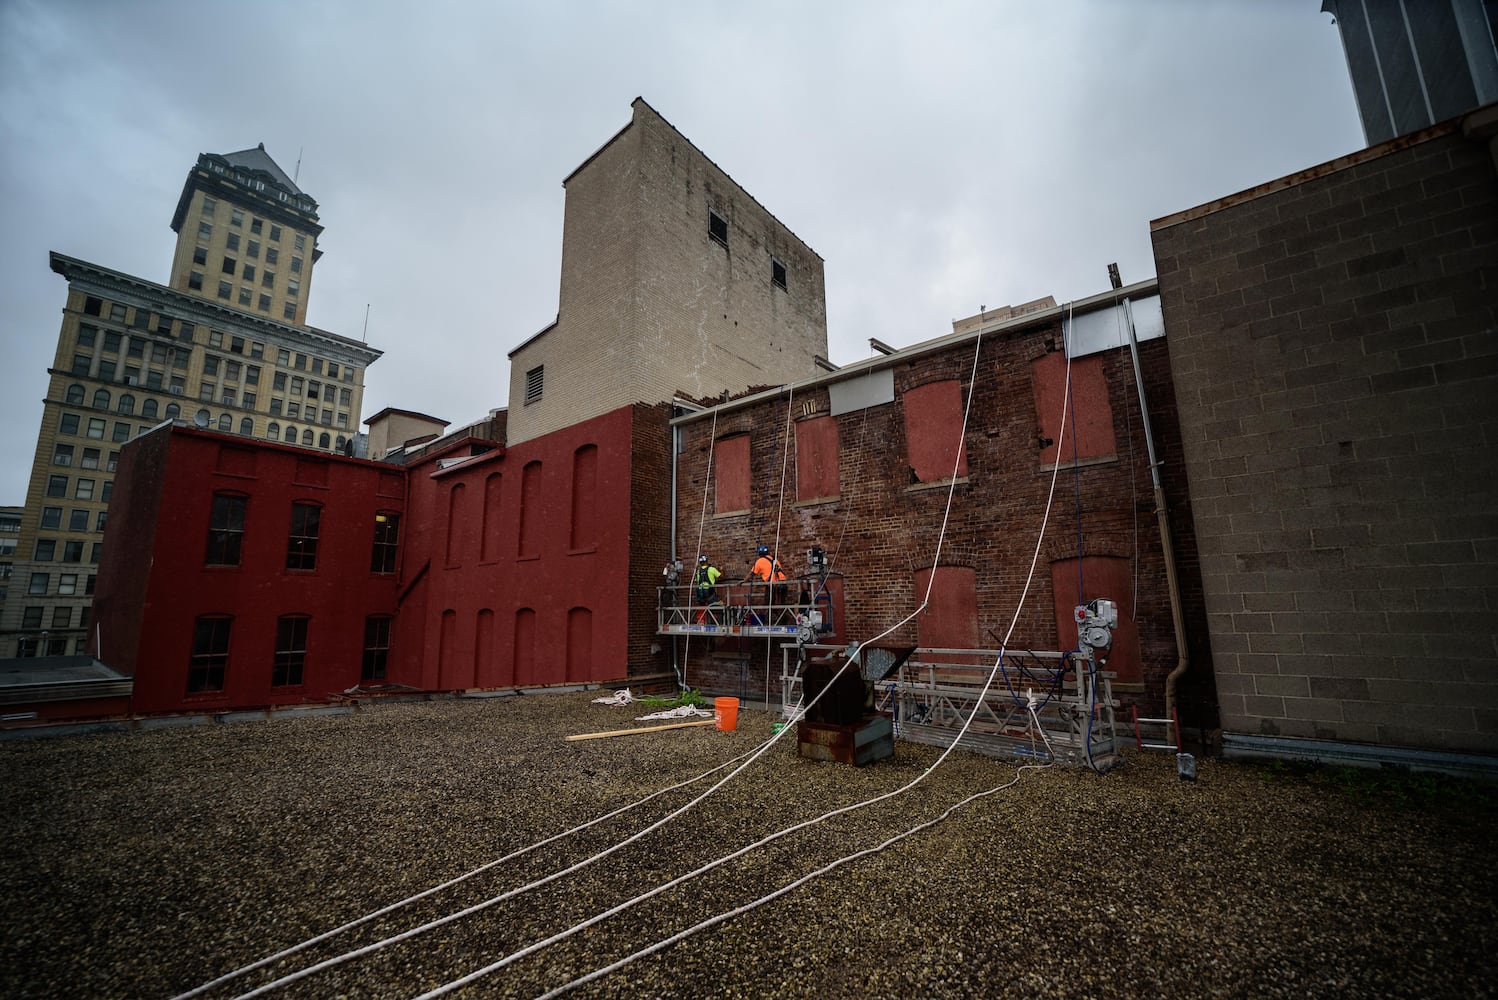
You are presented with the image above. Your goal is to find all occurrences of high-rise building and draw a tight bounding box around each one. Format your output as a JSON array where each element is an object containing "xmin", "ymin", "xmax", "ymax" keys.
[
  {"xmin": 1, "ymin": 145, "xmax": 381, "ymax": 658},
  {"xmin": 0, "ymin": 506, "xmax": 21, "ymax": 611},
  {"xmin": 1322, "ymin": 0, "xmax": 1498, "ymax": 145}
]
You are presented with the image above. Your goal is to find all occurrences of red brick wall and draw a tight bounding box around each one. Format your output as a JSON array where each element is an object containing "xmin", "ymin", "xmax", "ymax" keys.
[
  {"xmin": 96, "ymin": 426, "xmax": 403, "ymax": 714},
  {"xmin": 627, "ymin": 402, "xmax": 673, "ymax": 677},
  {"xmin": 669, "ymin": 322, "xmax": 1209, "ymax": 722},
  {"xmin": 398, "ymin": 406, "xmax": 638, "ymax": 690}
]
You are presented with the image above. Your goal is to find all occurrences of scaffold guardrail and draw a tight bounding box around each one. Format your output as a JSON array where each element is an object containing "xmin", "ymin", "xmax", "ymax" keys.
[
  {"xmin": 779, "ymin": 645, "xmax": 1119, "ymax": 767},
  {"xmin": 657, "ymin": 582, "xmax": 824, "ymax": 638}
]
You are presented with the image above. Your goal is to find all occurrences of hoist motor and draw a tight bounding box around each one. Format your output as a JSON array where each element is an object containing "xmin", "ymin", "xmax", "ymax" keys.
[{"xmin": 1074, "ymin": 598, "xmax": 1118, "ymax": 658}]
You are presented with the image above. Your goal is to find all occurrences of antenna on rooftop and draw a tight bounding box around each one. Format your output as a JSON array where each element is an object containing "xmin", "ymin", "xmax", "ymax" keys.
[
  {"xmin": 294, "ymin": 146, "xmax": 303, "ymax": 184},
  {"xmin": 362, "ymin": 303, "xmax": 370, "ymax": 344}
]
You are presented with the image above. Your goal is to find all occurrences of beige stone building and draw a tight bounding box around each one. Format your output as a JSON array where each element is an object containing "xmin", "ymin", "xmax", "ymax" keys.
[
  {"xmin": 1, "ymin": 145, "xmax": 380, "ymax": 658},
  {"xmin": 507, "ymin": 98, "xmax": 828, "ymax": 445}
]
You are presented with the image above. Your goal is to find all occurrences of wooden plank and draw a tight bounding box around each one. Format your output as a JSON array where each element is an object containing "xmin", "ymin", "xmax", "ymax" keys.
[{"xmin": 565, "ymin": 720, "xmax": 716, "ymax": 742}]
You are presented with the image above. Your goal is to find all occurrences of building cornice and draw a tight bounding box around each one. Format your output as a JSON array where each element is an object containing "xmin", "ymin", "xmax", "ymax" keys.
[
  {"xmin": 49, "ymin": 252, "xmax": 382, "ymax": 367},
  {"xmin": 170, "ymin": 153, "xmax": 322, "ymax": 237}
]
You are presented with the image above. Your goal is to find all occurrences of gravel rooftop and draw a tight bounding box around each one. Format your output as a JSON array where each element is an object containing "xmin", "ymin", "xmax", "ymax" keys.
[{"xmin": 2, "ymin": 692, "xmax": 1495, "ymax": 999}]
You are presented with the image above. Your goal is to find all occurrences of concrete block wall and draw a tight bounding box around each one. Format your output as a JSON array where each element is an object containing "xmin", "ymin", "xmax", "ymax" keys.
[
  {"xmin": 1151, "ymin": 120, "xmax": 1498, "ymax": 754},
  {"xmin": 667, "ymin": 318, "xmax": 1212, "ymax": 727},
  {"xmin": 630, "ymin": 101, "xmax": 827, "ymax": 406},
  {"xmin": 508, "ymin": 99, "xmax": 827, "ymax": 447}
]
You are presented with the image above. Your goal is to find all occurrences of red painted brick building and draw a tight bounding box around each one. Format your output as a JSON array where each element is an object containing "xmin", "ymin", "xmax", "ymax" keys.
[
  {"xmin": 391, "ymin": 403, "xmax": 670, "ymax": 693},
  {"xmin": 89, "ymin": 401, "xmax": 675, "ymax": 717},
  {"xmin": 92, "ymin": 424, "xmax": 405, "ymax": 715}
]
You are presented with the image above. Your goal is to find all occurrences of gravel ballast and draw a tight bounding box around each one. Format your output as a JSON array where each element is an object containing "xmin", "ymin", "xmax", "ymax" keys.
[{"xmin": 2, "ymin": 692, "xmax": 1494, "ymax": 999}]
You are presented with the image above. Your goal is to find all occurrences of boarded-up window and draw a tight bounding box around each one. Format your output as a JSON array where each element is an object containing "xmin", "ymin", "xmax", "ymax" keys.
[
  {"xmin": 1032, "ymin": 351, "xmax": 1116, "ymax": 465},
  {"xmin": 438, "ymin": 609, "xmax": 458, "ymax": 688},
  {"xmin": 714, "ymin": 435, "xmax": 750, "ymax": 515},
  {"xmin": 519, "ymin": 461, "xmax": 542, "ymax": 558},
  {"xmin": 566, "ymin": 606, "xmax": 593, "ymax": 682},
  {"xmin": 913, "ymin": 566, "xmax": 979, "ymax": 650},
  {"xmin": 481, "ymin": 473, "xmax": 503, "ymax": 563},
  {"xmin": 795, "ymin": 416, "xmax": 839, "ymax": 502},
  {"xmin": 1050, "ymin": 556, "xmax": 1139, "ymax": 684},
  {"xmin": 570, "ymin": 444, "xmax": 598, "ymax": 549},
  {"xmin": 445, "ymin": 483, "xmax": 466, "ymax": 568},
  {"xmin": 513, "ymin": 608, "xmax": 536, "ymax": 686},
  {"xmin": 474, "ymin": 609, "xmax": 495, "ymax": 687},
  {"xmin": 903, "ymin": 381, "xmax": 968, "ymax": 483}
]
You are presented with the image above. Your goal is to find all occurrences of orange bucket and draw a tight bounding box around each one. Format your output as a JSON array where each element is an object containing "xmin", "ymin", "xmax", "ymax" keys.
[{"xmin": 714, "ymin": 697, "xmax": 740, "ymax": 732}]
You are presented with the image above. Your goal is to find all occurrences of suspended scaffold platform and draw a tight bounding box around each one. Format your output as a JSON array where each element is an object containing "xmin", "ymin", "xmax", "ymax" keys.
[{"xmin": 657, "ymin": 580, "xmax": 832, "ymax": 640}]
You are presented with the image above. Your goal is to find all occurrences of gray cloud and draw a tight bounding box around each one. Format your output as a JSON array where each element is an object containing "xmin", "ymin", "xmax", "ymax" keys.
[{"xmin": 0, "ymin": 0, "xmax": 1361, "ymax": 501}]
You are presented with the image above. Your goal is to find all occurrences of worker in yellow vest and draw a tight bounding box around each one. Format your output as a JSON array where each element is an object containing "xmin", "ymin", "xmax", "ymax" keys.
[{"xmin": 692, "ymin": 554, "xmax": 722, "ymax": 624}]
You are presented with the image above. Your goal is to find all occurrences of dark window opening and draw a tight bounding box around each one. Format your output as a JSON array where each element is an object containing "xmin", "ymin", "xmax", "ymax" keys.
[
  {"xmin": 189, "ymin": 617, "xmax": 231, "ymax": 693},
  {"xmin": 371, "ymin": 512, "xmax": 400, "ymax": 574},
  {"xmin": 362, "ymin": 616, "xmax": 391, "ymax": 681},
  {"xmin": 272, "ymin": 616, "xmax": 308, "ymax": 687},
  {"xmin": 286, "ymin": 502, "xmax": 321, "ymax": 570},
  {"xmin": 709, "ymin": 210, "xmax": 728, "ymax": 247},
  {"xmin": 772, "ymin": 260, "xmax": 787, "ymax": 290},
  {"xmin": 207, "ymin": 493, "xmax": 247, "ymax": 566}
]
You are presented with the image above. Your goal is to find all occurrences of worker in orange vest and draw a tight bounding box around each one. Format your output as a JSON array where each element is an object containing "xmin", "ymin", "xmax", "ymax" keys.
[{"xmin": 750, "ymin": 544, "xmax": 788, "ymax": 610}]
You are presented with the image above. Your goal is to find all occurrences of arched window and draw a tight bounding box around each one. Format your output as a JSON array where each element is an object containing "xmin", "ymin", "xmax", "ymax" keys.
[
  {"xmin": 92, "ymin": 389, "xmax": 111, "ymax": 410},
  {"xmin": 117, "ymin": 394, "xmax": 135, "ymax": 415},
  {"xmin": 318, "ymin": 432, "xmax": 330, "ymax": 449},
  {"xmin": 284, "ymin": 425, "xmax": 298, "ymax": 442},
  {"xmin": 141, "ymin": 399, "xmax": 158, "ymax": 419},
  {"xmin": 445, "ymin": 483, "xmax": 466, "ymax": 568},
  {"xmin": 566, "ymin": 607, "xmax": 593, "ymax": 683},
  {"xmin": 195, "ymin": 408, "xmax": 211, "ymax": 426},
  {"xmin": 519, "ymin": 461, "xmax": 542, "ymax": 558},
  {"xmin": 217, "ymin": 413, "xmax": 231, "ymax": 431},
  {"xmin": 335, "ymin": 435, "xmax": 346, "ymax": 453},
  {"xmin": 239, "ymin": 417, "xmax": 253, "ymax": 435},
  {"xmin": 570, "ymin": 444, "xmax": 598, "ymax": 550},
  {"xmin": 268, "ymin": 421, "xmax": 280, "ymax": 439},
  {"xmin": 301, "ymin": 428, "xmax": 313, "ymax": 445},
  {"xmin": 165, "ymin": 402, "xmax": 180, "ymax": 420},
  {"xmin": 66, "ymin": 384, "xmax": 85, "ymax": 404}
]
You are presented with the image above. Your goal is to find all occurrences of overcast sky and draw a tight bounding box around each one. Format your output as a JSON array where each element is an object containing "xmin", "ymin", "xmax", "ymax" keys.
[{"xmin": 0, "ymin": 0, "xmax": 1363, "ymax": 502}]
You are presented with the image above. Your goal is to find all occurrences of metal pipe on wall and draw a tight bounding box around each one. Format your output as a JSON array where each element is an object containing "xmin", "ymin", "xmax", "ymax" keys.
[{"xmin": 1123, "ymin": 297, "xmax": 1191, "ymax": 727}]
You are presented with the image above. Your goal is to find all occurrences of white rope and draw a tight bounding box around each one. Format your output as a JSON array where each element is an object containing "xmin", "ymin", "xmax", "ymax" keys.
[
  {"xmin": 169, "ymin": 744, "xmax": 758, "ymax": 1000},
  {"xmin": 539, "ymin": 708, "xmax": 1056, "ymax": 1000},
  {"xmin": 226, "ymin": 655, "xmax": 875, "ymax": 1000},
  {"xmin": 527, "ymin": 308, "xmax": 1081, "ymax": 998},
  {"xmin": 921, "ymin": 311, "xmax": 986, "ymax": 604},
  {"xmin": 766, "ymin": 384, "xmax": 795, "ymax": 709},
  {"xmin": 682, "ymin": 408, "xmax": 719, "ymax": 690},
  {"xmin": 634, "ymin": 705, "xmax": 712, "ymax": 721}
]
